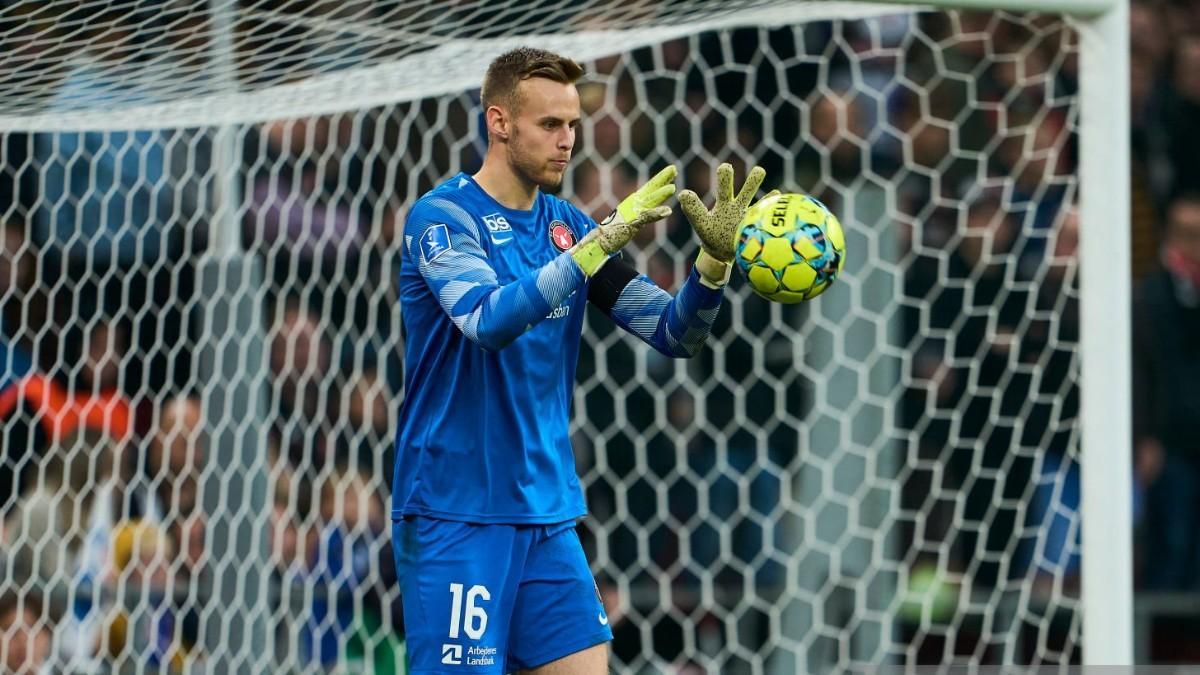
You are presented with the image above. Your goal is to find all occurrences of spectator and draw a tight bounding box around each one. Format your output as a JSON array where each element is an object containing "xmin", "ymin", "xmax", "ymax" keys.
[
  {"xmin": 0, "ymin": 590, "xmax": 52, "ymax": 675},
  {"xmin": 333, "ymin": 360, "xmax": 394, "ymax": 478},
  {"xmin": 802, "ymin": 92, "xmax": 867, "ymax": 196},
  {"xmin": 1163, "ymin": 35, "xmax": 1200, "ymax": 200},
  {"xmin": 28, "ymin": 4, "xmax": 205, "ymax": 400},
  {"xmin": 1129, "ymin": 2, "xmax": 1173, "ymax": 280},
  {"xmin": 145, "ymin": 389, "xmax": 208, "ymax": 661},
  {"xmin": 300, "ymin": 465, "xmax": 387, "ymax": 668},
  {"xmin": 0, "ymin": 218, "xmax": 34, "ymax": 387},
  {"xmin": 910, "ymin": 194, "xmax": 1036, "ymax": 587},
  {"xmin": 245, "ymin": 117, "xmax": 366, "ymax": 269},
  {"xmin": 11, "ymin": 316, "xmax": 133, "ymax": 445},
  {"xmin": 1165, "ymin": 0, "xmax": 1200, "ymax": 37},
  {"xmin": 1022, "ymin": 206, "xmax": 1082, "ymax": 591},
  {"xmin": 49, "ymin": 427, "xmax": 139, "ymax": 671},
  {"xmin": 1133, "ymin": 193, "xmax": 1200, "ymax": 590},
  {"xmin": 3, "ymin": 314, "xmax": 130, "ymax": 525},
  {"xmin": 2, "ymin": 427, "xmax": 118, "ymax": 586},
  {"xmin": 269, "ymin": 460, "xmax": 317, "ymax": 576},
  {"xmin": 0, "ymin": 218, "xmax": 44, "ymax": 513},
  {"xmin": 46, "ymin": 396, "xmax": 203, "ymax": 672},
  {"xmin": 147, "ymin": 396, "xmax": 204, "ymax": 527},
  {"xmin": 269, "ymin": 297, "xmax": 334, "ymax": 467},
  {"xmin": 98, "ymin": 520, "xmax": 195, "ymax": 671},
  {"xmin": 269, "ymin": 461, "xmax": 323, "ymax": 665},
  {"xmin": 31, "ymin": 4, "xmax": 202, "ymax": 270},
  {"xmin": 995, "ymin": 110, "xmax": 1074, "ymax": 253}
]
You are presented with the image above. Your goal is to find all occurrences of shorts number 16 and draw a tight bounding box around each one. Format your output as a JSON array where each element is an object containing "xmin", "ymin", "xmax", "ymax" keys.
[{"xmin": 448, "ymin": 583, "xmax": 490, "ymax": 640}]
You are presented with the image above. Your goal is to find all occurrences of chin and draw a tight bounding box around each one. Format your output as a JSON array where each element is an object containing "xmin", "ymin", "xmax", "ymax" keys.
[{"xmin": 537, "ymin": 171, "xmax": 565, "ymax": 189}]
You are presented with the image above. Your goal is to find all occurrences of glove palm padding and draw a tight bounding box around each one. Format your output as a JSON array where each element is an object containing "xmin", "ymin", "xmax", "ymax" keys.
[{"xmin": 679, "ymin": 163, "xmax": 768, "ymax": 263}]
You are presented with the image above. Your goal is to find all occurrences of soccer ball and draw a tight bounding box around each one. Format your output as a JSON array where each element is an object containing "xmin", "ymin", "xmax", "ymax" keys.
[{"xmin": 734, "ymin": 192, "xmax": 846, "ymax": 303}]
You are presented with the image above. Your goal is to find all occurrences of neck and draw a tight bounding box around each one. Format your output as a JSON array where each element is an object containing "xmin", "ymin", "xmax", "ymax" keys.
[{"xmin": 473, "ymin": 150, "xmax": 538, "ymax": 210}]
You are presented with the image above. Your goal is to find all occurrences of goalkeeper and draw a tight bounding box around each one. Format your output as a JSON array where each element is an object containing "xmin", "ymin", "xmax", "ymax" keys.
[{"xmin": 391, "ymin": 47, "xmax": 769, "ymax": 674}]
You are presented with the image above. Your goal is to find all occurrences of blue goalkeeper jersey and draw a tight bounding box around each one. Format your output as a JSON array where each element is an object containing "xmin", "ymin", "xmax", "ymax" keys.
[{"xmin": 392, "ymin": 172, "xmax": 726, "ymax": 525}]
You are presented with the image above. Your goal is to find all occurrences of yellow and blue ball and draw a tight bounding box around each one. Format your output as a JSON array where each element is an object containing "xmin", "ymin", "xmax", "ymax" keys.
[{"xmin": 734, "ymin": 193, "xmax": 846, "ymax": 303}]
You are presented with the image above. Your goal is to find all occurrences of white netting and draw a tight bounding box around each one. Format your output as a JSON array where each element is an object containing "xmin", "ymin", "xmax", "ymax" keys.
[{"xmin": 0, "ymin": 3, "xmax": 1086, "ymax": 673}]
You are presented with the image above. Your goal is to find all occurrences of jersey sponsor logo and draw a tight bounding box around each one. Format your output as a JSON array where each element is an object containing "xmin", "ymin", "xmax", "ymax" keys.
[
  {"xmin": 548, "ymin": 220, "xmax": 576, "ymax": 252},
  {"xmin": 441, "ymin": 643, "xmax": 496, "ymax": 667},
  {"xmin": 482, "ymin": 213, "xmax": 514, "ymax": 245},
  {"xmin": 545, "ymin": 305, "xmax": 570, "ymax": 320},
  {"xmin": 466, "ymin": 645, "xmax": 498, "ymax": 666},
  {"xmin": 422, "ymin": 224, "xmax": 452, "ymax": 264}
]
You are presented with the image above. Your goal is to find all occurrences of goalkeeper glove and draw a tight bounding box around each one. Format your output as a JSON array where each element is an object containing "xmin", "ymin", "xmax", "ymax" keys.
[
  {"xmin": 679, "ymin": 163, "xmax": 777, "ymax": 288},
  {"xmin": 571, "ymin": 165, "xmax": 676, "ymax": 277}
]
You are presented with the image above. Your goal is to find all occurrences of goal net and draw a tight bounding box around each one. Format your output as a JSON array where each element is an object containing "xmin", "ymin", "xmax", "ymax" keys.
[{"xmin": 0, "ymin": 1, "xmax": 1107, "ymax": 672}]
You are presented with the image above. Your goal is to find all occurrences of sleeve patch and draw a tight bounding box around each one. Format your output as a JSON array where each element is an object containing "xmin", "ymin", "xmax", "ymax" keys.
[{"xmin": 420, "ymin": 223, "xmax": 452, "ymax": 264}]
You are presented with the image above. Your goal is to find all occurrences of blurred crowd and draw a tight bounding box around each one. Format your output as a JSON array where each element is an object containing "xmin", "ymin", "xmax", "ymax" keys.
[
  {"xmin": 0, "ymin": 4, "xmax": 404, "ymax": 671},
  {"xmin": 0, "ymin": 0, "xmax": 1197, "ymax": 672}
]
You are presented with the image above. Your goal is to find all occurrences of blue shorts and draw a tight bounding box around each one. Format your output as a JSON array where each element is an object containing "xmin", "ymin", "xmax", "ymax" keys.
[{"xmin": 392, "ymin": 516, "xmax": 612, "ymax": 674}]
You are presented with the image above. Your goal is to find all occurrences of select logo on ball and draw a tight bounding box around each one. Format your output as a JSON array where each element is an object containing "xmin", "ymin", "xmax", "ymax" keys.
[
  {"xmin": 549, "ymin": 221, "xmax": 576, "ymax": 251},
  {"xmin": 735, "ymin": 192, "xmax": 846, "ymax": 304}
]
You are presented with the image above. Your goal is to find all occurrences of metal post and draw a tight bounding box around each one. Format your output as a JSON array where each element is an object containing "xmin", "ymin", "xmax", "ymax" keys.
[
  {"xmin": 1077, "ymin": 0, "xmax": 1134, "ymax": 665},
  {"xmin": 197, "ymin": 1, "xmax": 271, "ymax": 672}
]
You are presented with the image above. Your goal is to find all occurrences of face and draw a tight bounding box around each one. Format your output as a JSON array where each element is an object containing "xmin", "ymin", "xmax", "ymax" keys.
[
  {"xmin": 0, "ymin": 224, "xmax": 31, "ymax": 295},
  {"xmin": 0, "ymin": 606, "xmax": 50, "ymax": 674},
  {"xmin": 1130, "ymin": 4, "xmax": 1166, "ymax": 63},
  {"xmin": 83, "ymin": 322, "xmax": 124, "ymax": 390},
  {"xmin": 153, "ymin": 398, "xmax": 204, "ymax": 515},
  {"xmin": 270, "ymin": 306, "xmax": 330, "ymax": 381},
  {"xmin": 348, "ymin": 370, "xmax": 389, "ymax": 434},
  {"xmin": 1054, "ymin": 207, "xmax": 1080, "ymax": 261},
  {"xmin": 1168, "ymin": 200, "xmax": 1200, "ymax": 264},
  {"xmin": 132, "ymin": 534, "xmax": 173, "ymax": 586},
  {"xmin": 1176, "ymin": 38, "xmax": 1200, "ymax": 102},
  {"xmin": 498, "ymin": 77, "xmax": 581, "ymax": 189},
  {"xmin": 153, "ymin": 399, "xmax": 203, "ymax": 475},
  {"xmin": 174, "ymin": 514, "xmax": 206, "ymax": 572},
  {"xmin": 961, "ymin": 202, "xmax": 1014, "ymax": 264}
]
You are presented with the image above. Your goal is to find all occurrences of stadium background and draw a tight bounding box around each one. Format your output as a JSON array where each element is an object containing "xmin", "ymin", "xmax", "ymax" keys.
[{"xmin": 0, "ymin": 0, "xmax": 1197, "ymax": 672}]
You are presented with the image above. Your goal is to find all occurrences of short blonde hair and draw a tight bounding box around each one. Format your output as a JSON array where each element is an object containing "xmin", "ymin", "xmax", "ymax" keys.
[{"xmin": 481, "ymin": 47, "xmax": 584, "ymax": 113}]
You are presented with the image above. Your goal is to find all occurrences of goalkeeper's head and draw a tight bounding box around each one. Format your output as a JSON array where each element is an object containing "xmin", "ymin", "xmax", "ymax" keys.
[{"xmin": 481, "ymin": 47, "xmax": 584, "ymax": 190}]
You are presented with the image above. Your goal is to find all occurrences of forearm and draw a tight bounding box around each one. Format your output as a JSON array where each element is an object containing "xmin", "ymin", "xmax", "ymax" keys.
[
  {"xmin": 447, "ymin": 252, "xmax": 585, "ymax": 351},
  {"xmin": 597, "ymin": 262, "xmax": 724, "ymax": 358}
]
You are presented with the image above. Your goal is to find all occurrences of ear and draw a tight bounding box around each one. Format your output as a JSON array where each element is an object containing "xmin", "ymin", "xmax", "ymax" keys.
[{"xmin": 486, "ymin": 105, "xmax": 509, "ymax": 142}]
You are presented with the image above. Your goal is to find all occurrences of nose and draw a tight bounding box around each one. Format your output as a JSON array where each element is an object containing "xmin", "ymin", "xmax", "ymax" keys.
[{"xmin": 558, "ymin": 127, "xmax": 574, "ymax": 151}]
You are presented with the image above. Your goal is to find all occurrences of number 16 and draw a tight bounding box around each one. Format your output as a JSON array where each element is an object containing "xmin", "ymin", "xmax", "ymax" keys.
[{"xmin": 448, "ymin": 583, "xmax": 490, "ymax": 640}]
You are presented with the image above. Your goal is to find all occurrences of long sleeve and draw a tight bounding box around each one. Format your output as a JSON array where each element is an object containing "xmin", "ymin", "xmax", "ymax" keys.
[
  {"xmin": 589, "ymin": 259, "xmax": 724, "ymax": 358},
  {"xmin": 406, "ymin": 200, "xmax": 587, "ymax": 352}
]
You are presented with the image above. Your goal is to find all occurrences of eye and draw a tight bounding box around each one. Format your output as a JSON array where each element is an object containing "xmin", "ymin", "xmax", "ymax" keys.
[{"xmin": 542, "ymin": 121, "xmax": 557, "ymax": 130}]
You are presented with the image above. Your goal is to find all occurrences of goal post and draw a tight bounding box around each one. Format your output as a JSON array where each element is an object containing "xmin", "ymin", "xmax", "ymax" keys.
[
  {"xmin": 1075, "ymin": 0, "xmax": 1133, "ymax": 665},
  {"xmin": 0, "ymin": 0, "xmax": 1132, "ymax": 671}
]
